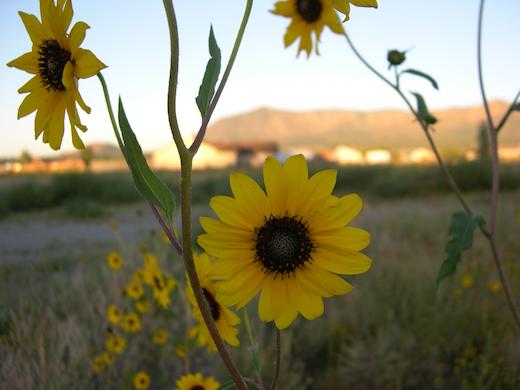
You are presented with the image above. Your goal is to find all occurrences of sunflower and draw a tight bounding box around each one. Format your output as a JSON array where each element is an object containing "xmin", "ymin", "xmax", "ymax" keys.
[
  {"xmin": 125, "ymin": 280, "xmax": 144, "ymax": 300},
  {"xmin": 106, "ymin": 304, "xmax": 121, "ymax": 325},
  {"xmin": 271, "ymin": 0, "xmax": 344, "ymax": 57},
  {"xmin": 175, "ymin": 373, "xmax": 220, "ymax": 390},
  {"xmin": 135, "ymin": 300, "xmax": 150, "ymax": 314},
  {"xmin": 106, "ymin": 335, "xmax": 126, "ymax": 354},
  {"xmin": 198, "ymin": 154, "xmax": 371, "ymax": 329},
  {"xmin": 186, "ymin": 253, "xmax": 240, "ymax": 351},
  {"xmin": 91, "ymin": 355, "xmax": 104, "ymax": 373},
  {"xmin": 152, "ymin": 329, "xmax": 168, "ymax": 346},
  {"xmin": 107, "ymin": 251, "xmax": 123, "ymax": 270},
  {"xmin": 331, "ymin": 0, "xmax": 378, "ymax": 22},
  {"xmin": 133, "ymin": 371, "xmax": 151, "ymax": 390},
  {"xmin": 6, "ymin": 0, "xmax": 106, "ymax": 150},
  {"xmin": 121, "ymin": 312, "xmax": 141, "ymax": 333},
  {"xmin": 102, "ymin": 351, "xmax": 114, "ymax": 365}
]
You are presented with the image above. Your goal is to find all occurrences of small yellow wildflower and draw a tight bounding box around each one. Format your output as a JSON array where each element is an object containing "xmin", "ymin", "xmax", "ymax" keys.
[
  {"xmin": 125, "ymin": 280, "xmax": 144, "ymax": 300},
  {"xmin": 488, "ymin": 281, "xmax": 501, "ymax": 294},
  {"xmin": 92, "ymin": 355, "xmax": 104, "ymax": 373},
  {"xmin": 107, "ymin": 251, "xmax": 123, "ymax": 270},
  {"xmin": 453, "ymin": 288, "xmax": 463, "ymax": 297},
  {"xmin": 133, "ymin": 371, "xmax": 151, "ymax": 390},
  {"xmin": 462, "ymin": 275, "xmax": 474, "ymax": 289},
  {"xmin": 152, "ymin": 329, "xmax": 168, "ymax": 346},
  {"xmin": 175, "ymin": 345, "xmax": 187, "ymax": 359},
  {"xmin": 121, "ymin": 312, "xmax": 141, "ymax": 333},
  {"xmin": 106, "ymin": 335, "xmax": 126, "ymax": 354},
  {"xmin": 102, "ymin": 351, "xmax": 114, "ymax": 365},
  {"xmin": 135, "ymin": 300, "xmax": 150, "ymax": 314},
  {"xmin": 166, "ymin": 276, "xmax": 177, "ymax": 291},
  {"xmin": 175, "ymin": 373, "xmax": 220, "ymax": 390},
  {"xmin": 106, "ymin": 304, "xmax": 121, "ymax": 325}
]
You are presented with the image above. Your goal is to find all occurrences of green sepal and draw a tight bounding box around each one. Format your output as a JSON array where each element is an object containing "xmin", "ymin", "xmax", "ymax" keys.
[
  {"xmin": 118, "ymin": 97, "xmax": 175, "ymax": 226},
  {"xmin": 411, "ymin": 92, "xmax": 438, "ymax": 125},
  {"xmin": 196, "ymin": 25, "xmax": 221, "ymax": 118},
  {"xmin": 436, "ymin": 211, "xmax": 485, "ymax": 287},
  {"xmin": 401, "ymin": 68, "xmax": 439, "ymax": 90}
]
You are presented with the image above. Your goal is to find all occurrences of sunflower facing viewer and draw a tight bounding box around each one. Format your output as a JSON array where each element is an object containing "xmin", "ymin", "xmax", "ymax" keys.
[
  {"xmin": 7, "ymin": 0, "xmax": 106, "ymax": 150},
  {"xmin": 198, "ymin": 154, "xmax": 371, "ymax": 329}
]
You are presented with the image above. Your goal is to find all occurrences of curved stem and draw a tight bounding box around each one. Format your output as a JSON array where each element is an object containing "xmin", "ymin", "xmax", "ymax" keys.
[
  {"xmin": 190, "ymin": 0, "xmax": 254, "ymax": 154},
  {"xmin": 344, "ymin": 32, "xmax": 473, "ymax": 215},
  {"xmin": 180, "ymin": 158, "xmax": 248, "ymax": 389},
  {"xmin": 270, "ymin": 329, "xmax": 281, "ymax": 390},
  {"xmin": 489, "ymin": 237, "xmax": 520, "ymax": 330},
  {"xmin": 162, "ymin": 0, "xmax": 188, "ymax": 155},
  {"xmin": 477, "ymin": 0, "xmax": 500, "ymax": 234},
  {"xmin": 150, "ymin": 204, "xmax": 183, "ymax": 255}
]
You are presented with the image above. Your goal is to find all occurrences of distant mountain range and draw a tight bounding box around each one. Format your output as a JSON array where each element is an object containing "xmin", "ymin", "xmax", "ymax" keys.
[{"xmin": 206, "ymin": 101, "xmax": 520, "ymax": 151}]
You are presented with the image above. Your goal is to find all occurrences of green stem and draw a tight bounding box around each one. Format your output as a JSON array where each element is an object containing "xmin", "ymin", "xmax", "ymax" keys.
[
  {"xmin": 162, "ymin": 1, "xmax": 248, "ymax": 387},
  {"xmin": 189, "ymin": 0, "xmax": 254, "ymax": 154},
  {"xmin": 97, "ymin": 72, "xmax": 124, "ymax": 155},
  {"xmin": 180, "ymin": 158, "xmax": 248, "ymax": 389},
  {"xmin": 269, "ymin": 329, "xmax": 281, "ymax": 390}
]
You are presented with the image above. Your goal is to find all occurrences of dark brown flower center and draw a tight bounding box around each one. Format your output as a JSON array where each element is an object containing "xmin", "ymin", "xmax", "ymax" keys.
[
  {"xmin": 254, "ymin": 215, "xmax": 314, "ymax": 276},
  {"xmin": 297, "ymin": 0, "xmax": 323, "ymax": 23},
  {"xmin": 202, "ymin": 288, "xmax": 220, "ymax": 321},
  {"xmin": 191, "ymin": 386, "xmax": 205, "ymax": 390},
  {"xmin": 38, "ymin": 39, "xmax": 71, "ymax": 91}
]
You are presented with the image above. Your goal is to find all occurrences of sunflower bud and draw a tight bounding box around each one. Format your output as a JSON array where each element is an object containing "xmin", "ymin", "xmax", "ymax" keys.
[{"xmin": 387, "ymin": 49, "xmax": 406, "ymax": 67}]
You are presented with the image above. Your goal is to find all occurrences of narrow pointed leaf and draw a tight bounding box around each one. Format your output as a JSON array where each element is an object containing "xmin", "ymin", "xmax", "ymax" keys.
[
  {"xmin": 118, "ymin": 98, "xmax": 175, "ymax": 225},
  {"xmin": 411, "ymin": 91, "xmax": 438, "ymax": 125},
  {"xmin": 196, "ymin": 26, "xmax": 221, "ymax": 118},
  {"xmin": 401, "ymin": 68, "xmax": 439, "ymax": 90},
  {"xmin": 437, "ymin": 211, "xmax": 485, "ymax": 287}
]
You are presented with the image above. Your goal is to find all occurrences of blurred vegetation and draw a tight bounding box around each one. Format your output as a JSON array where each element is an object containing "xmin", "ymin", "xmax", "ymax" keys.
[
  {"xmin": 1, "ymin": 193, "xmax": 519, "ymax": 388},
  {"xmin": 0, "ymin": 161, "xmax": 519, "ymax": 220}
]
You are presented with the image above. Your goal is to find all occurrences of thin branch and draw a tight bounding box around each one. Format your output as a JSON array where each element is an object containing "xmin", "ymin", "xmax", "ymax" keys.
[
  {"xmin": 477, "ymin": 0, "xmax": 495, "ymax": 131},
  {"xmin": 496, "ymin": 89, "xmax": 520, "ymax": 133},
  {"xmin": 489, "ymin": 237, "xmax": 520, "ymax": 330},
  {"xmin": 344, "ymin": 32, "xmax": 473, "ymax": 216},
  {"xmin": 150, "ymin": 203, "xmax": 183, "ymax": 255},
  {"xmin": 190, "ymin": 0, "xmax": 254, "ymax": 154},
  {"xmin": 270, "ymin": 328, "xmax": 281, "ymax": 390}
]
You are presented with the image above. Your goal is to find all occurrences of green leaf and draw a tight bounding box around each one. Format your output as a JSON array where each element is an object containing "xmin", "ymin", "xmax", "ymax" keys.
[
  {"xmin": 196, "ymin": 26, "xmax": 221, "ymax": 118},
  {"xmin": 118, "ymin": 98, "xmax": 175, "ymax": 225},
  {"xmin": 512, "ymin": 102, "xmax": 520, "ymax": 111},
  {"xmin": 411, "ymin": 92, "xmax": 438, "ymax": 125},
  {"xmin": 436, "ymin": 212, "xmax": 485, "ymax": 287},
  {"xmin": 401, "ymin": 68, "xmax": 439, "ymax": 90}
]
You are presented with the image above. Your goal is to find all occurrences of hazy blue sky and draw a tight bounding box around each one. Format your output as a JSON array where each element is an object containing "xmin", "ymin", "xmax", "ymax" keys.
[{"xmin": 1, "ymin": 0, "xmax": 519, "ymax": 157}]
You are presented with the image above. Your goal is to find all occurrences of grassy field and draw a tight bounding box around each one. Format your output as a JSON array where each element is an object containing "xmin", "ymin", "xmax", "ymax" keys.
[{"xmin": 0, "ymin": 166, "xmax": 519, "ymax": 389}]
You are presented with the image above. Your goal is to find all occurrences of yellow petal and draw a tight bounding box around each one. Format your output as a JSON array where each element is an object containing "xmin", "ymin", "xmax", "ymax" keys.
[
  {"xmin": 18, "ymin": 75, "xmax": 42, "ymax": 93},
  {"xmin": 47, "ymin": 92, "xmax": 68, "ymax": 150},
  {"xmin": 19, "ymin": 11, "xmax": 45, "ymax": 45},
  {"xmin": 17, "ymin": 87, "xmax": 47, "ymax": 118},
  {"xmin": 349, "ymin": 0, "xmax": 378, "ymax": 8},
  {"xmin": 258, "ymin": 278, "xmax": 274, "ymax": 321},
  {"xmin": 272, "ymin": 278, "xmax": 298, "ymax": 329},
  {"xmin": 209, "ymin": 195, "xmax": 255, "ymax": 230},
  {"xmin": 314, "ymin": 226, "xmax": 370, "ymax": 251},
  {"xmin": 73, "ymin": 48, "xmax": 106, "ymax": 78},
  {"xmin": 230, "ymin": 173, "xmax": 271, "ymax": 227},
  {"xmin": 284, "ymin": 20, "xmax": 304, "ymax": 47},
  {"xmin": 293, "ymin": 277, "xmax": 324, "ymax": 320},
  {"xmin": 69, "ymin": 21, "xmax": 89, "ymax": 54},
  {"xmin": 199, "ymin": 216, "xmax": 250, "ymax": 236},
  {"xmin": 35, "ymin": 92, "xmax": 57, "ymax": 137},
  {"xmin": 7, "ymin": 52, "xmax": 39, "ymax": 74},
  {"xmin": 218, "ymin": 263, "xmax": 262, "ymax": 296},
  {"xmin": 271, "ymin": 1, "xmax": 294, "ymax": 17},
  {"xmin": 282, "ymin": 154, "xmax": 308, "ymax": 216},
  {"xmin": 298, "ymin": 168, "xmax": 337, "ymax": 217},
  {"xmin": 332, "ymin": 0, "xmax": 350, "ymax": 16},
  {"xmin": 209, "ymin": 259, "xmax": 246, "ymax": 279},
  {"xmin": 60, "ymin": 0, "xmax": 73, "ymax": 32},
  {"xmin": 220, "ymin": 271, "xmax": 264, "ymax": 309},
  {"xmin": 309, "ymin": 193, "xmax": 362, "ymax": 231},
  {"xmin": 314, "ymin": 247, "xmax": 372, "ymax": 275},
  {"xmin": 263, "ymin": 156, "xmax": 285, "ymax": 216}
]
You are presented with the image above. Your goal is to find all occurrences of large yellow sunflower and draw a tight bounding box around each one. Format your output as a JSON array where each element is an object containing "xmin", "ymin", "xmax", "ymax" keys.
[
  {"xmin": 198, "ymin": 154, "xmax": 371, "ymax": 329},
  {"xmin": 271, "ymin": 0, "xmax": 344, "ymax": 57},
  {"xmin": 331, "ymin": 0, "xmax": 378, "ymax": 22},
  {"xmin": 7, "ymin": 0, "xmax": 106, "ymax": 150},
  {"xmin": 175, "ymin": 373, "xmax": 220, "ymax": 390},
  {"xmin": 186, "ymin": 253, "xmax": 240, "ymax": 351}
]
